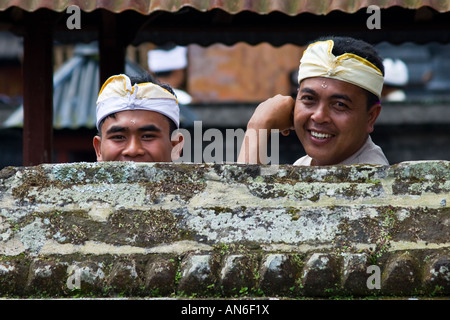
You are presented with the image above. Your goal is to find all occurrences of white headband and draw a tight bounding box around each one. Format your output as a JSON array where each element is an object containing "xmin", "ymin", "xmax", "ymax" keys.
[
  {"xmin": 96, "ymin": 74, "xmax": 179, "ymax": 130},
  {"xmin": 298, "ymin": 40, "xmax": 384, "ymax": 98}
]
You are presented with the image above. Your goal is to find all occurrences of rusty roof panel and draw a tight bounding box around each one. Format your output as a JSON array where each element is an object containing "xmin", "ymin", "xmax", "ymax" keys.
[{"xmin": 1, "ymin": 0, "xmax": 449, "ymax": 15}]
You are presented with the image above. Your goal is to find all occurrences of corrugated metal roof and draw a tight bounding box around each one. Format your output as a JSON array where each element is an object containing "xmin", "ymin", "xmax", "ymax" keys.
[
  {"xmin": 1, "ymin": 0, "xmax": 449, "ymax": 15},
  {"xmin": 2, "ymin": 43, "xmax": 197, "ymax": 130}
]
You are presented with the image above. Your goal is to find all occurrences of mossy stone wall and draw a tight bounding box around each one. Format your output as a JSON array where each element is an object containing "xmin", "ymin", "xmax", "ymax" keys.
[{"xmin": 0, "ymin": 161, "xmax": 449, "ymax": 298}]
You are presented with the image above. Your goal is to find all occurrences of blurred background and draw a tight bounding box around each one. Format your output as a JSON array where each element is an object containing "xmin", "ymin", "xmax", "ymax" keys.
[{"xmin": 1, "ymin": 2, "xmax": 449, "ymax": 168}]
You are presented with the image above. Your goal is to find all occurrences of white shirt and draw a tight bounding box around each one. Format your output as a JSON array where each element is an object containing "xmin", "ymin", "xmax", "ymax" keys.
[{"xmin": 293, "ymin": 135, "xmax": 389, "ymax": 166}]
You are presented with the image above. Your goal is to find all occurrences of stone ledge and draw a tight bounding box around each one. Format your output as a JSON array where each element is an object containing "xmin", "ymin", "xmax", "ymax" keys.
[
  {"xmin": 0, "ymin": 161, "xmax": 449, "ymax": 298},
  {"xmin": 0, "ymin": 249, "xmax": 449, "ymax": 297}
]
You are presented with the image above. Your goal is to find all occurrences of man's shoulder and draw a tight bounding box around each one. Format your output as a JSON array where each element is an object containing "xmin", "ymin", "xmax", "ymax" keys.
[
  {"xmin": 294, "ymin": 136, "xmax": 389, "ymax": 166},
  {"xmin": 293, "ymin": 155, "xmax": 312, "ymax": 166},
  {"xmin": 350, "ymin": 136, "xmax": 389, "ymax": 165}
]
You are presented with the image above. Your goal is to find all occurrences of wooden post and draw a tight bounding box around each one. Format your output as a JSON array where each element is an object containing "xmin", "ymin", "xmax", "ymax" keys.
[
  {"xmin": 22, "ymin": 11, "xmax": 55, "ymax": 166},
  {"xmin": 98, "ymin": 10, "xmax": 126, "ymax": 86}
]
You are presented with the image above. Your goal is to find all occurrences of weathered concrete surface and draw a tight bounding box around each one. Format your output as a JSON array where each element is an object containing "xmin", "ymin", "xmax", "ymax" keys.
[{"xmin": 0, "ymin": 161, "xmax": 449, "ymax": 298}]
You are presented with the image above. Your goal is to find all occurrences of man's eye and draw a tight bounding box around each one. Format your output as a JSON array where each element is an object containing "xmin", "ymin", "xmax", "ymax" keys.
[
  {"xmin": 333, "ymin": 101, "xmax": 349, "ymax": 110},
  {"xmin": 300, "ymin": 95, "xmax": 314, "ymax": 102},
  {"xmin": 110, "ymin": 135, "xmax": 125, "ymax": 140}
]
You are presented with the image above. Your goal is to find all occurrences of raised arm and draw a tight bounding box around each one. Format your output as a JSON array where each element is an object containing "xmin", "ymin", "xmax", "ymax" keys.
[{"xmin": 237, "ymin": 94, "xmax": 295, "ymax": 164}]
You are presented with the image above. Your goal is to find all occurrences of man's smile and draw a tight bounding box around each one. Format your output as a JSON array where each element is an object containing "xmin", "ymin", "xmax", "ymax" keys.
[{"xmin": 309, "ymin": 130, "xmax": 334, "ymax": 140}]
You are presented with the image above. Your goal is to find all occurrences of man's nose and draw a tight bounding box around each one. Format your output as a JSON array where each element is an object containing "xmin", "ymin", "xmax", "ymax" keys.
[
  {"xmin": 122, "ymin": 137, "xmax": 145, "ymax": 157},
  {"xmin": 310, "ymin": 103, "xmax": 331, "ymax": 124}
]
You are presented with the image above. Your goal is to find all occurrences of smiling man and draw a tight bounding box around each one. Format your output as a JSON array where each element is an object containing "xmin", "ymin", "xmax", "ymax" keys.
[
  {"xmin": 238, "ymin": 36, "xmax": 389, "ymax": 166},
  {"xmin": 93, "ymin": 74, "xmax": 184, "ymax": 162}
]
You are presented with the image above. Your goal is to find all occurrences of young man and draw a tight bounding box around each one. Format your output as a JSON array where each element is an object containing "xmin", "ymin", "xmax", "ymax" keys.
[
  {"xmin": 238, "ymin": 36, "xmax": 389, "ymax": 166},
  {"xmin": 93, "ymin": 73, "xmax": 184, "ymax": 162}
]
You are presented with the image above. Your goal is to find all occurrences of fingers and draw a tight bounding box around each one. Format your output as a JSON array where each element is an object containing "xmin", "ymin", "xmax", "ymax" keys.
[{"xmin": 248, "ymin": 95, "xmax": 295, "ymax": 131}]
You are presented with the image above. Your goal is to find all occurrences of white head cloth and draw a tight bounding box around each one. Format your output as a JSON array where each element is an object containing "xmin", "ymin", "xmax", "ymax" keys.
[
  {"xmin": 96, "ymin": 74, "xmax": 179, "ymax": 130},
  {"xmin": 297, "ymin": 40, "xmax": 384, "ymax": 98},
  {"xmin": 383, "ymin": 58, "xmax": 409, "ymax": 86},
  {"xmin": 148, "ymin": 46, "xmax": 188, "ymax": 73}
]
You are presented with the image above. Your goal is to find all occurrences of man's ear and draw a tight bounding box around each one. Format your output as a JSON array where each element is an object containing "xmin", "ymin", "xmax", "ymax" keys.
[
  {"xmin": 93, "ymin": 135, "xmax": 103, "ymax": 161},
  {"xmin": 170, "ymin": 131, "xmax": 184, "ymax": 161},
  {"xmin": 366, "ymin": 103, "xmax": 382, "ymax": 134}
]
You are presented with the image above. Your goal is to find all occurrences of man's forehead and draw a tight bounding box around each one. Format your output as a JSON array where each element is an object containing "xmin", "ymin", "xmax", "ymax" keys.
[
  {"xmin": 102, "ymin": 110, "xmax": 168, "ymax": 131},
  {"xmin": 111, "ymin": 110, "xmax": 169, "ymax": 123},
  {"xmin": 300, "ymin": 77, "xmax": 366, "ymax": 97}
]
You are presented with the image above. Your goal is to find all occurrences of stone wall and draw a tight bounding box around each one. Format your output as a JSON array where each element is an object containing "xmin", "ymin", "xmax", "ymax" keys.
[{"xmin": 0, "ymin": 161, "xmax": 449, "ymax": 298}]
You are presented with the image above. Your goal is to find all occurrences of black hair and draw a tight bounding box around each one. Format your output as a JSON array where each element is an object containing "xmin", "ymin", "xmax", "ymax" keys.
[
  {"xmin": 128, "ymin": 73, "xmax": 177, "ymax": 97},
  {"xmin": 314, "ymin": 36, "xmax": 384, "ymax": 109},
  {"xmin": 97, "ymin": 73, "xmax": 178, "ymax": 136}
]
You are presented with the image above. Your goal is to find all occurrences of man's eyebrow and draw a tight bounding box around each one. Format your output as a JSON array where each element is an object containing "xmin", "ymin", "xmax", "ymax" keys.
[
  {"xmin": 301, "ymin": 87, "xmax": 353, "ymax": 103},
  {"xmin": 330, "ymin": 93, "xmax": 353, "ymax": 102},
  {"xmin": 138, "ymin": 124, "xmax": 161, "ymax": 132},
  {"xmin": 106, "ymin": 125, "xmax": 127, "ymax": 135},
  {"xmin": 300, "ymin": 87, "xmax": 318, "ymax": 95},
  {"xmin": 105, "ymin": 124, "xmax": 161, "ymax": 135}
]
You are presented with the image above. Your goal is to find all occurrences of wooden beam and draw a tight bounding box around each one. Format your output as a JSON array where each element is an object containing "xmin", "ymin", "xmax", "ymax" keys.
[
  {"xmin": 98, "ymin": 10, "xmax": 146, "ymax": 85},
  {"xmin": 22, "ymin": 11, "xmax": 55, "ymax": 166},
  {"xmin": 98, "ymin": 10, "xmax": 126, "ymax": 86}
]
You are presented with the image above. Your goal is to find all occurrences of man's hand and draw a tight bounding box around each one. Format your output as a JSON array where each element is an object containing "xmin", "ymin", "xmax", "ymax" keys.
[
  {"xmin": 238, "ymin": 95, "xmax": 295, "ymax": 164},
  {"xmin": 246, "ymin": 94, "xmax": 295, "ymax": 135}
]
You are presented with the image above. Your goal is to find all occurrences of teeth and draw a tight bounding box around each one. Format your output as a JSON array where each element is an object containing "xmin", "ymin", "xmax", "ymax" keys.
[{"xmin": 311, "ymin": 131, "xmax": 332, "ymax": 139}]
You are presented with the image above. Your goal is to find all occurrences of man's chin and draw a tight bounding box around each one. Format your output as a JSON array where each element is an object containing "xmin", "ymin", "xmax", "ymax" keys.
[
  {"xmin": 305, "ymin": 149, "xmax": 337, "ymax": 166},
  {"xmin": 122, "ymin": 159, "xmax": 153, "ymax": 163}
]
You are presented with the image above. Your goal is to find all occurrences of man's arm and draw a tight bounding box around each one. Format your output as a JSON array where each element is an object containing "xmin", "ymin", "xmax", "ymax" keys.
[{"xmin": 237, "ymin": 95, "xmax": 295, "ymax": 164}]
